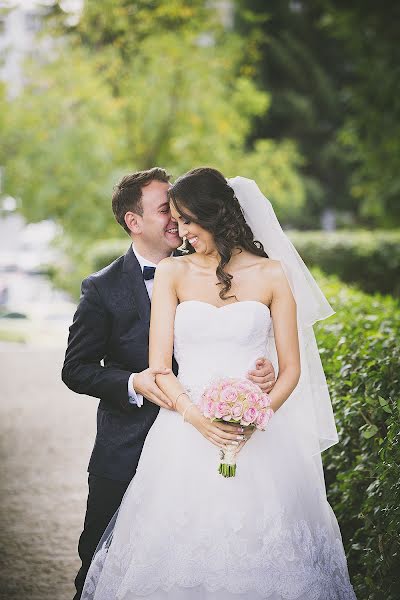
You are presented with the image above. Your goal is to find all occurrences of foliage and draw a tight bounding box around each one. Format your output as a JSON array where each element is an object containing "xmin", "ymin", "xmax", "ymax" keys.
[
  {"xmin": 315, "ymin": 272, "xmax": 400, "ymax": 599},
  {"xmin": 87, "ymin": 238, "xmax": 129, "ymax": 274},
  {"xmin": 48, "ymin": 237, "xmax": 128, "ymax": 299},
  {"xmin": 0, "ymin": 0, "xmax": 305, "ymax": 243},
  {"xmin": 235, "ymin": 0, "xmax": 400, "ymax": 228},
  {"xmin": 54, "ymin": 227, "xmax": 400, "ymax": 300},
  {"xmin": 1, "ymin": 47, "xmax": 124, "ymax": 241},
  {"xmin": 234, "ymin": 0, "xmax": 354, "ymax": 228},
  {"xmin": 321, "ymin": 1, "xmax": 400, "ymax": 226},
  {"xmin": 289, "ymin": 230, "xmax": 400, "ymax": 296},
  {"xmin": 48, "ymin": 0, "xmax": 212, "ymax": 48}
]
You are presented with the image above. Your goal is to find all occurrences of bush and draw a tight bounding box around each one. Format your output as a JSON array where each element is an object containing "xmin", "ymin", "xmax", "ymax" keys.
[
  {"xmin": 87, "ymin": 239, "xmax": 128, "ymax": 274},
  {"xmin": 289, "ymin": 230, "xmax": 400, "ymax": 296},
  {"xmin": 58, "ymin": 230, "xmax": 400, "ymax": 300},
  {"xmin": 315, "ymin": 271, "xmax": 400, "ymax": 599},
  {"xmin": 50, "ymin": 238, "xmax": 129, "ymax": 299}
]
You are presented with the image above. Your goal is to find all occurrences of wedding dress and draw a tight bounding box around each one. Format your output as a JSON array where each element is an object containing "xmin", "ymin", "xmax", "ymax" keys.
[{"xmin": 82, "ymin": 300, "xmax": 357, "ymax": 600}]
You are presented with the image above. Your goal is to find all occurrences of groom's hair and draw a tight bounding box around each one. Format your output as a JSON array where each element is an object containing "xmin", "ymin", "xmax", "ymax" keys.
[{"xmin": 112, "ymin": 167, "xmax": 170, "ymax": 234}]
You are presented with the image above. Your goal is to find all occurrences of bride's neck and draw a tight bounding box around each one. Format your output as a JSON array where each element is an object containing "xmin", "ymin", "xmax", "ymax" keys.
[{"xmin": 195, "ymin": 247, "xmax": 243, "ymax": 269}]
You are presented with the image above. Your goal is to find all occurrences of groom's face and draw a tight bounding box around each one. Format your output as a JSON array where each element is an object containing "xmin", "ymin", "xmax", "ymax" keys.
[{"xmin": 139, "ymin": 180, "xmax": 181, "ymax": 251}]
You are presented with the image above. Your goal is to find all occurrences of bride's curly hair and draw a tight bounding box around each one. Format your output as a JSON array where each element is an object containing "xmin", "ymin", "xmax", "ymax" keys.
[{"xmin": 168, "ymin": 167, "xmax": 268, "ymax": 300}]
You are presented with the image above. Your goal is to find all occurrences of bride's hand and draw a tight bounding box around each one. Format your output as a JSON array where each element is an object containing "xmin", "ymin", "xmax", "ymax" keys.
[
  {"xmin": 185, "ymin": 407, "xmax": 253, "ymax": 448},
  {"xmin": 234, "ymin": 425, "xmax": 256, "ymax": 454}
]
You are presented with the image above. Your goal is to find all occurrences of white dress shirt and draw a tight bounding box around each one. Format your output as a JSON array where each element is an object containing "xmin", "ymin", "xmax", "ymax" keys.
[{"xmin": 127, "ymin": 243, "xmax": 158, "ymax": 408}]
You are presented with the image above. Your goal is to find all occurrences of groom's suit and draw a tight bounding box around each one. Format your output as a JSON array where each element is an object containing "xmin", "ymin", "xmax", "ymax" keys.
[{"xmin": 62, "ymin": 246, "xmax": 177, "ymax": 598}]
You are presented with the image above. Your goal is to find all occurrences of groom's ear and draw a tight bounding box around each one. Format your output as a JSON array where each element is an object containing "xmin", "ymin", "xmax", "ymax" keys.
[{"xmin": 124, "ymin": 211, "xmax": 142, "ymax": 235}]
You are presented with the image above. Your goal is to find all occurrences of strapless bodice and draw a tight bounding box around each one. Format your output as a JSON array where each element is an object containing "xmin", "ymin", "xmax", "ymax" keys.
[{"xmin": 174, "ymin": 300, "xmax": 271, "ymax": 403}]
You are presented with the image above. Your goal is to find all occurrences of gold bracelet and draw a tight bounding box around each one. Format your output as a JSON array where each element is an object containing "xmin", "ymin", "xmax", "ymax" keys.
[
  {"xmin": 174, "ymin": 391, "xmax": 189, "ymax": 410},
  {"xmin": 182, "ymin": 403, "xmax": 196, "ymax": 423}
]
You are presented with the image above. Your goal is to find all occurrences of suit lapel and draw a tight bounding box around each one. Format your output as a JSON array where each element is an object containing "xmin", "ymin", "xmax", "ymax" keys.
[
  {"xmin": 122, "ymin": 246, "xmax": 151, "ymax": 323},
  {"xmin": 123, "ymin": 246, "xmax": 184, "ymax": 323}
]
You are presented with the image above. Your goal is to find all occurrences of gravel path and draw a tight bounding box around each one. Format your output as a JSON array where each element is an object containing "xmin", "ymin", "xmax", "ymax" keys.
[{"xmin": 0, "ymin": 345, "xmax": 96, "ymax": 600}]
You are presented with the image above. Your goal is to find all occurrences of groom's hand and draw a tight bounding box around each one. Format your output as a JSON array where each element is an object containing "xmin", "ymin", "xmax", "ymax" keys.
[
  {"xmin": 247, "ymin": 357, "xmax": 275, "ymax": 392},
  {"xmin": 133, "ymin": 368, "xmax": 174, "ymax": 410}
]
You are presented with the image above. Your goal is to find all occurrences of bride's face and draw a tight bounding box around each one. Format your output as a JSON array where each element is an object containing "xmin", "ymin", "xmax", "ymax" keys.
[{"xmin": 170, "ymin": 202, "xmax": 217, "ymax": 255}]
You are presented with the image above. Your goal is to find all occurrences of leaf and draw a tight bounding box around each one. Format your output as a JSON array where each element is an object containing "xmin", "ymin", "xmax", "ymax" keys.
[{"xmin": 362, "ymin": 424, "xmax": 379, "ymax": 439}]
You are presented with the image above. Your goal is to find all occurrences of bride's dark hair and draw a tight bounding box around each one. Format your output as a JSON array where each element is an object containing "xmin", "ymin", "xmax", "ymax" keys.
[{"xmin": 168, "ymin": 167, "xmax": 268, "ymax": 300}]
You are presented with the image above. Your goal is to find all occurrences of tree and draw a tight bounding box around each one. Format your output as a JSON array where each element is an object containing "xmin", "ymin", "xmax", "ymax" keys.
[
  {"xmin": 322, "ymin": 0, "xmax": 400, "ymax": 226},
  {"xmin": 234, "ymin": 0, "xmax": 354, "ymax": 228},
  {"xmin": 235, "ymin": 0, "xmax": 400, "ymax": 228},
  {"xmin": 1, "ymin": 0, "xmax": 305, "ymax": 249},
  {"xmin": 1, "ymin": 48, "xmax": 124, "ymax": 241}
]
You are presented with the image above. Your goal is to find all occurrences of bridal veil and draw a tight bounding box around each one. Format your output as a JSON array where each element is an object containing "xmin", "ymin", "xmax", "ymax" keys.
[{"xmin": 228, "ymin": 176, "xmax": 339, "ymax": 457}]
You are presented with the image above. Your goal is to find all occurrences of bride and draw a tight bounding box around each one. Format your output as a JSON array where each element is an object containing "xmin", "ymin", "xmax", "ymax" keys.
[{"xmin": 81, "ymin": 168, "xmax": 357, "ymax": 599}]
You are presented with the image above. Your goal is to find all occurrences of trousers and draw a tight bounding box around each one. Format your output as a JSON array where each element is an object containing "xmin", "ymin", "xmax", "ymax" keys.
[{"xmin": 73, "ymin": 474, "xmax": 129, "ymax": 600}]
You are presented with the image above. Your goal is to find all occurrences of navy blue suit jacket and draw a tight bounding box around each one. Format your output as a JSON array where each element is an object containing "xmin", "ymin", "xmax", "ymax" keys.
[{"xmin": 62, "ymin": 246, "xmax": 177, "ymax": 482}]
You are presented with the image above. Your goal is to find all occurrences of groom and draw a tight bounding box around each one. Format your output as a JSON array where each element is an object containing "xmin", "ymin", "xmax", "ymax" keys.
[{"xmin": 62, "ymin": 167, "xmax": 276, "ymax": 599}]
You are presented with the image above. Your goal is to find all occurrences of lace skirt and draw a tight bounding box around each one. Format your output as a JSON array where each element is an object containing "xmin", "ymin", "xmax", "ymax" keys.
[{"xmin": 82, "ymin": 405, "xmax": 357, "ymax": 600}]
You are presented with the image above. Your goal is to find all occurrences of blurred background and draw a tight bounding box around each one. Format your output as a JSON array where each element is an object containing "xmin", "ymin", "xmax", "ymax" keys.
[{"xmin": 0, "ymin": 1, "xmax": 399, "ymax": 599}]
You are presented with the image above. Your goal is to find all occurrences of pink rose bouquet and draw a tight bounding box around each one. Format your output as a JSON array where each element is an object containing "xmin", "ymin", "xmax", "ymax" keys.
[{"xmin": 199, "ymin": 377, "xmax": 274, "ymax": 478}]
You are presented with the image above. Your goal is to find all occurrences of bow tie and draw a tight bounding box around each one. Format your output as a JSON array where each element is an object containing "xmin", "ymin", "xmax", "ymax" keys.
[{"xmin": 143, "ymin": 266, "xmax": 156, "ymax": 280}]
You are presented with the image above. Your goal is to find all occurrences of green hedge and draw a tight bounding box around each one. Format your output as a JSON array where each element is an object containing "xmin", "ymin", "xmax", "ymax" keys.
[
  {"xmin": 315, "ymin": 271, "xmax": 400, "ymax": 599},
  {"xmin": 82, "ymin": 231, "xmax": 400, "ymax": 298},
  {"xmin": 289, "ymin": 230, "xmax": 400, "ymax": 296},
  {"xmin": 57, "ymin": 230, "xmax": 400, "ymax": 300}
]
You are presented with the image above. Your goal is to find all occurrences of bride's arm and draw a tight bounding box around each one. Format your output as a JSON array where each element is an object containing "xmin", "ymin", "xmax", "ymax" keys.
[
  {"xmin": 149, "ymin": 258, "xmax": 247, "ymax": 448},
  {"xmin": 267, "ymin": 262, "xmax": 301, "ymax": 412},
  {"xmin": 148, "ymin": 258, "xmax": 186, "ymax": 409}
]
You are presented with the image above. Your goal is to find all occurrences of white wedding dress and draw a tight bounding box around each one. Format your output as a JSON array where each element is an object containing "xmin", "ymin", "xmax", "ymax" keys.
[{"xmin": 82, "ymin": 300, "xmax": 356, "ymax": 600}]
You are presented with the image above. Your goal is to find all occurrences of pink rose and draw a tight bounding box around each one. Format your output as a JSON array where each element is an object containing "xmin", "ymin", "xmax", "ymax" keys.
[
  {"xmin": 255, "ymin": 410, "xmax": 267, "ymax": 429},
  {"xmin": 266, "ymin": 407, "xmax": 274, "ymax": 420},
  {"xmin": 241, "ymin": 407, "xmax": 258, "ymax": 425},
  {"xmin": 221, "ymin": 386, "xmax": 238, "ymax": 404},
  {"xmin": 236, "ymin": 381, "xmax": 250, "ymax": 392},
  {"xmin": 221, "ymin": 378, "xmax": 233, "ymax": 389},
  {"xmin": 231, "ymin": 402, "xmax": 244, "ymax": 420},
  {"xmin": 245, "ymin": 392, "xmax": 260, "ymax": 407},
  {"xmin": 203, "ymin": 399, "xmax": 216, "ymax": 418},
  {"xmin": 258, "ymin": 394, "xmax": 271, "ymax": 409},
  {"xmin": 255, "ymin": 408, "xmax": 274, "ymax": 430},
  {"xmin": 210, "ymin": 388, "xmax": 220, "ymax": 402},
  {"xmin": 215, "ymin": 401, "xmax": 231, "ymax": 419}
]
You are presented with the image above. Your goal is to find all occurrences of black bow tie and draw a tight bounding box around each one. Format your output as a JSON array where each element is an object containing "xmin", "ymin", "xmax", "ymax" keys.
[{"xmin": 143, "ymin": 266, "xmax": 156, "ymax": 281}]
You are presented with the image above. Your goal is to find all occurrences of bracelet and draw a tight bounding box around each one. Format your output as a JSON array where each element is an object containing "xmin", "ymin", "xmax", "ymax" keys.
[
  {"xmin": 174, "ymin": 391, "xmax": 189, "ymax": 410},
  {"xmin": 182, "ymin": 403, "xmax": 196, "ymax": 423}
]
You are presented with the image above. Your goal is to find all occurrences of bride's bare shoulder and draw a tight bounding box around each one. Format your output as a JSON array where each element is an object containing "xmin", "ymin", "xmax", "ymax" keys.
[
  {"xmin": 156, "ymin": 255, "xmax": 191, "ymax": 277},
  {"xmin": 250, "ymin": 255, "xmax": 283, "ymax": 275},
  {"xmin": 261, "ymin": 257, "xmax": 283, "ymax": 272},
  {"xmin": 257, "ymin": 257, "xmax": 288, "ymax": 284}
]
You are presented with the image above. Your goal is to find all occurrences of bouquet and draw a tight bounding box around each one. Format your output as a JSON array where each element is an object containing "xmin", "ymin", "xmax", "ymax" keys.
[{"xmin": 199, "ymin": 377, "xmax": 274, "ymax": 478}]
